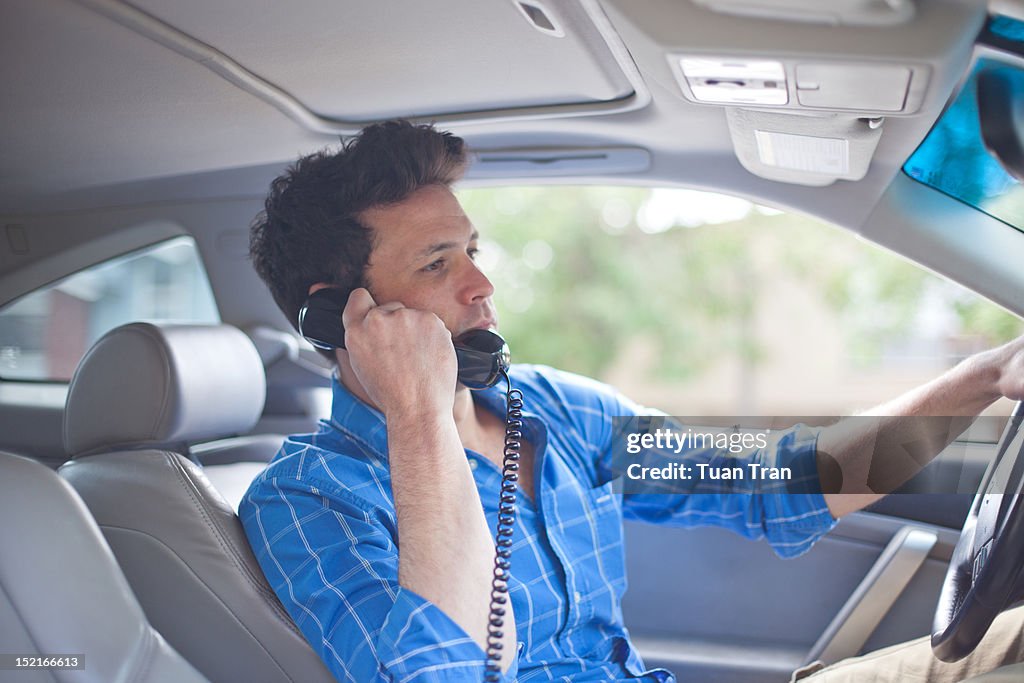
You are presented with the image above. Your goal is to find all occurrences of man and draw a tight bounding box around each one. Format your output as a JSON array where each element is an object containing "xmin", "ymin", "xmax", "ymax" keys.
[{"xmin": 241, "ymin": 120, "xmax": 1024, "ymax": 682}]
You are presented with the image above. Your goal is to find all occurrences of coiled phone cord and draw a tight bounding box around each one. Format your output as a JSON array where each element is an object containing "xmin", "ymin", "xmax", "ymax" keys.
[{"xmin": 484, "ymin": 369, "xmax": 523, "ymax": 682}]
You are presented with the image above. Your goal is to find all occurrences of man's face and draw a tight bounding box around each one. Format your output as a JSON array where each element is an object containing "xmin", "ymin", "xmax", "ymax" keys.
[{"xmin": 360, "ymin": 184, "xmax": 498, "ymax": 338}]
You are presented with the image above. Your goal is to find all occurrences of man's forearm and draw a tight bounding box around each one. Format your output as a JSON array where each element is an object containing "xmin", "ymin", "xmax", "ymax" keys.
[
  {"xmin": 387, "ymin": 410, "xmax": 517, "ymax": 671},
  {"xmin": 818, "ymin": 348, "xmax": 1004, "ymax": 518}
]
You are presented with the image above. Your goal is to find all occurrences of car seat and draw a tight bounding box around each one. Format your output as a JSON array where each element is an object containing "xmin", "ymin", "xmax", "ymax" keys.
[
  {"xmin": 0, "ymin": 451, "xmax": 208, "ymax": 683},
  {"xmin": 58, "ymin": 322, "xmax": 334, "ymax": 683}
]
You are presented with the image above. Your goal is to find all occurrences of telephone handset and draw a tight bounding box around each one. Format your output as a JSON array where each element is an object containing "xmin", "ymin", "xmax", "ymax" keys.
[
  {"xmin": 297, "ymin": 288, "xmax": 521, "ymax": 681},
  {"xmin": 297, "ymin": 288, "xmax": 510, "ymax": 389}
]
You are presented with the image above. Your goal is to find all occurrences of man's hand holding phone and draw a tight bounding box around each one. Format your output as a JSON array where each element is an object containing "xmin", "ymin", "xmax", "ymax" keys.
[{"xmin": 341, "ymin": 287, "xmax": 458, "ymax": 418}]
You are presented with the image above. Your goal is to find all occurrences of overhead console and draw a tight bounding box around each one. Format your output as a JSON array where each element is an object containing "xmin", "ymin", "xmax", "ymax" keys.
[
  {"xmin": 680, "ymin": 0, "xmax": 924, "ymax": 113},
  {"xmin": 689, "ymin": 0, "xmax": 917, "ymax": 27},
  {"xmin": 601, "ymin": 0, "xmax": 989, "ymax": 186},
  {"xmin": 672, "ymin": 57, "xmax": 927, "ymax": 114},
  {"xmin": 668, "ymin": 54, "xmax": 928, "ymax": 185}
]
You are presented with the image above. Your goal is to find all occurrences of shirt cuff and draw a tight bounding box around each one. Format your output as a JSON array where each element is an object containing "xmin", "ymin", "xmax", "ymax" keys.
[
  {"xmin": 762, "ymin": 425, "xmax": 838, "ymax": 559},
  {"xmin": 377, "ymin": 586, "xmax": 520, "ymax": 683}
]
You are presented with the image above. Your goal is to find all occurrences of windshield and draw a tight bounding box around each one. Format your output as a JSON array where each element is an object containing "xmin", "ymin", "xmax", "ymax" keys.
[{"xmin": 457, "ymin": 185, "xmax": 1022, "ymax": 427}]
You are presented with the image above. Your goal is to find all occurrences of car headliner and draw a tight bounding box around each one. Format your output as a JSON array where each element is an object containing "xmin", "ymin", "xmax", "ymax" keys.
[{"xmin": 2, "ymin": 0, "xmax": 1024, "ymax": 335}]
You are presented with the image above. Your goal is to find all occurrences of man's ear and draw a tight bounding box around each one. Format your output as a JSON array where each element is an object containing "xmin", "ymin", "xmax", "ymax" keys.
[{"xmin": 307, "ymin": 282, "xmax": 332, "ymax": 298}]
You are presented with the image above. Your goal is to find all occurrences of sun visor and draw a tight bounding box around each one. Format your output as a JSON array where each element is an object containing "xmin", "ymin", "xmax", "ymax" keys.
[
  {"xmin": 99, "ymin": 0, "xmax": 647, "ymax": 132},
  {"xmin": 725, "ymin": 109, "xmax": 883, "ymax": 186}
]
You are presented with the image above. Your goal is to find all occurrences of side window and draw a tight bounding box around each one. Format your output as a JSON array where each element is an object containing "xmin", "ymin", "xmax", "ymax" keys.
[{"xmin": 0, "ymin": 236, "xmax": 219, "ymax": 381}]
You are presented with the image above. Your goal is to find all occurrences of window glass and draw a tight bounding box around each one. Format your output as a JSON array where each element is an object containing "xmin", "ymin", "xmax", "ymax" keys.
[
  {"xmin": 458, "ymin": 186, "xmax": 1023, "ymax": 427},
  {"xmin": 0, "ymin": 237, "xmax": 219, "ymax": 381}
]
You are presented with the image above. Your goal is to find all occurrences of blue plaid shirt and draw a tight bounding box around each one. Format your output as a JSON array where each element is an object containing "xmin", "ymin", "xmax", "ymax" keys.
[{"xmin": 239, "ymin": 365, "xmax": 836, "ymax": 682}]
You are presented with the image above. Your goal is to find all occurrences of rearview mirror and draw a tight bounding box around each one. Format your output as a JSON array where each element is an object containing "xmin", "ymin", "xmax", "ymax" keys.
[{"xmin": 977, "ymin": 65, "xmax": 1024, "ymax": 182}]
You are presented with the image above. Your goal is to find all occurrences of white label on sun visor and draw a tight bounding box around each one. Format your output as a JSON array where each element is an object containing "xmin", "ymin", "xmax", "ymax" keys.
[{"xmin": 754, "ymin": 130, "xmax": 849, "ymax": 175}]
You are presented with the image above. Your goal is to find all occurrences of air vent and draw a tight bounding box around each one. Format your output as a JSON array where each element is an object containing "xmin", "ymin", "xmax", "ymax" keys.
[
  {"xmin": 469, "ymin": 148, "xmax": 651, "ymax": 178},
  {"xmin": 514, "ymin": 1, "xmax": 565, "ymax": 37}
]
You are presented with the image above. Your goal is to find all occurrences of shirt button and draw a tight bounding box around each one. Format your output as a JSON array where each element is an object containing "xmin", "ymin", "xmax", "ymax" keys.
[
  {"xmin": 468, "ymin": 459, "xmax": 478, "ymax": 471},
  {"xmin": 573, "ymin": 591, "xmax": 582, "ymax": 604}
]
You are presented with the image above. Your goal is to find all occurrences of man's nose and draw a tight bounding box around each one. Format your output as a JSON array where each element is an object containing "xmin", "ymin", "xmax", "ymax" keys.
[{"xmin": 460, "ymin": 259, "xmax": 495, "ymax": 304}]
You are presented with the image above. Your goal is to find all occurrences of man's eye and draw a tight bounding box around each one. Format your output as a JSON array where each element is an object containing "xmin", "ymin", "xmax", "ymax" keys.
[
  {"xmin": 468, "ymin": 247, "xmax": 480, "ymax": 260},
  {"xmin": 423, "ymin": 258, "xmax": 445, "ymax": 272}
]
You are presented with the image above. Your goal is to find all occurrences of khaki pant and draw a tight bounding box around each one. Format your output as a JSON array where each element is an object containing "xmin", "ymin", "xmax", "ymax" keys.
[{"xmin": 791, "ymin": 605, "xmax": 1024, "ymax": 682}]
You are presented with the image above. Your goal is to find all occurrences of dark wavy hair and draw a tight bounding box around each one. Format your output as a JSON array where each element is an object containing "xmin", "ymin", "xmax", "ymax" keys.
[{"xmin": 249, "ymin": 120, "xmax": 468, "ymax": 360}]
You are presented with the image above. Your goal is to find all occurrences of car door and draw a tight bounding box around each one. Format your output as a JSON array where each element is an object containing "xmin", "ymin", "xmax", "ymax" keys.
[{"xmin": 621, "ymin": 444, "xmax": 992, "ymax": 683}]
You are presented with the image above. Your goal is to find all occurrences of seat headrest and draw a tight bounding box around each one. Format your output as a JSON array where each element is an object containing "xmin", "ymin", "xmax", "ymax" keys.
[{"xmin": 64, "ymin": 323, "xmax": 266, "ymax": 457}]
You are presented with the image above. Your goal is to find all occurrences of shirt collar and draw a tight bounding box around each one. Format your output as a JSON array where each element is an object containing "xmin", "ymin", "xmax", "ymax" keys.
[{"xmin": 327, "ymin": 372, "xmax": 511, "ymax": 463}]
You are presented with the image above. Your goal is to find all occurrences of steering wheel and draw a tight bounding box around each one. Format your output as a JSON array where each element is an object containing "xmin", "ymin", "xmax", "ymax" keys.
[{"xmin": 932, "ymin": 402, "xmax": 1024, "ymax": 662}]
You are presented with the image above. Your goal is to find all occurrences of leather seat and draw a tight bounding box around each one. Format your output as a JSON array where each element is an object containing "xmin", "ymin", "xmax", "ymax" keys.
[
  {"xmin": 0, "ymin": 451, "xmax": 207, "ymax": 683},
  {"xmin": 58, "ymin": 322, "xmax": 334, "ymax": 683}
]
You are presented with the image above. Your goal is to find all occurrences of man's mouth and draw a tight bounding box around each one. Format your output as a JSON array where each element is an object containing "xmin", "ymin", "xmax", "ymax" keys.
[{"xmin": 463, "ymin": 318, "xmax": 497, "ymax": 334}]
